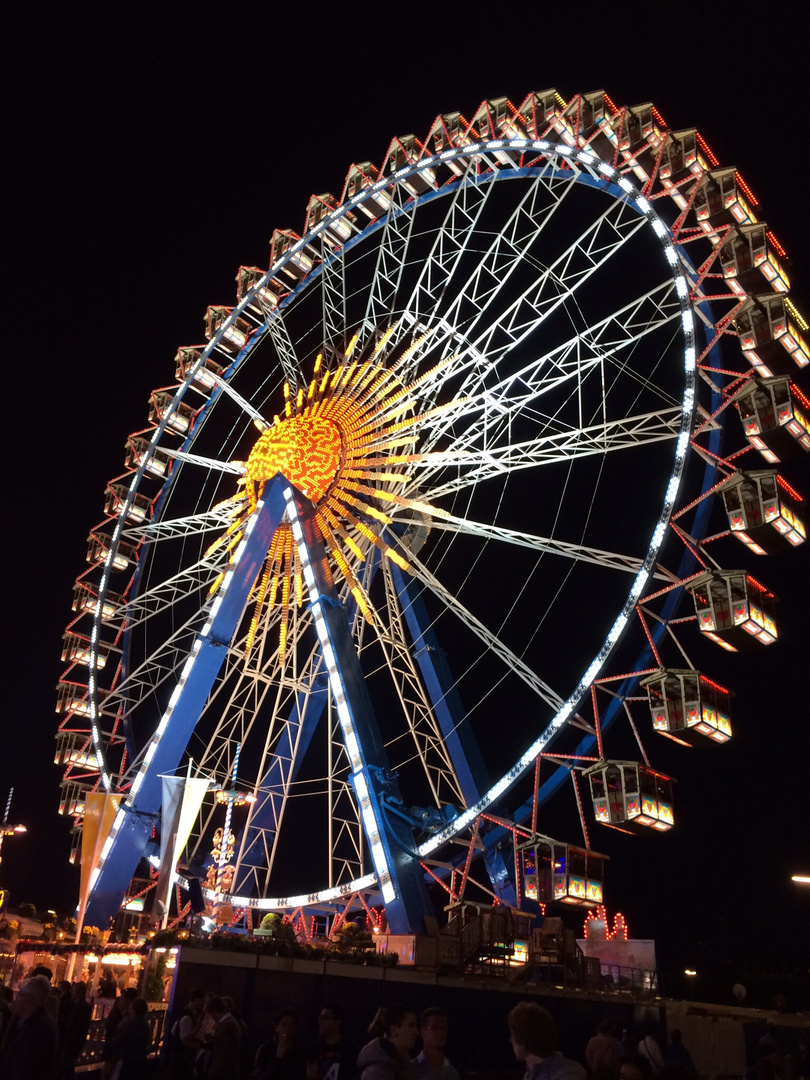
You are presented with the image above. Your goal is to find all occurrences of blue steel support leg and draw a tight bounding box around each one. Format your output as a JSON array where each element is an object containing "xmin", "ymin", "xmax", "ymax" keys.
[
  {"xmin": 286, "ymin": 489, "xmax": 433, "ymax": 933},
  {"xmin": 390, "ymin": 564, "xmax": 518, "ymax": 906},
  {"xmin": 85, "ymin": 476, "xmax": 291, "ymax": 928}
]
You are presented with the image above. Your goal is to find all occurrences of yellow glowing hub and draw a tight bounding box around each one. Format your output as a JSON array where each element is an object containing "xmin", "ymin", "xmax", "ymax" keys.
[{"xmin": 246, "ymin": 416, "xmax": 342, "ymax": 502}]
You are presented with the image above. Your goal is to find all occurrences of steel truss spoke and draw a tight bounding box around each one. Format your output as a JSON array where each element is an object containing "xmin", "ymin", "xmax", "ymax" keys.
[
  {"xmin": 102, "ymin": 553, "xmax": 226, "ymax": 631},
  {"xmin": 361, "ymin": 183, "xmax": 419, "ymax": 339},
  {"xmin": 321, "ymin": 243, "xmax": 348, "ymax": 354},
  {"xmin": 122, "ymin": 503, "xmax": 241, "ymax": 544},
  {"xmin": 157, "ymin": 446, "xmax": 246, "ymax": 476},
  {"xmin": 413, "ymin": 408, "xmax": 682, "ymax": 501},
  {"xmin": 440, "ymin": 190, "xmax": 647, "ymax": 374},
  {"xmin": 414, "ymin": 282, "xmax": 680, "ymax": 465},
  {"xmin": 263, "ymin": 304, "xmax": 303, "ymax": 394},
  {"xmin": 394, "ymin": 513, "xmax": 653, "ymax": 577},
  {"xmin": 206, "ymin": 368, "xmax": 272, "ymax": 429}
]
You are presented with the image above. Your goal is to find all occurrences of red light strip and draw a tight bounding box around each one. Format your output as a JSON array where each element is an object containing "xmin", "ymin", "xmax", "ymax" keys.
[
  {"xmin": 636, "ymin": 607, "xmax": 662, "ymax": 666},
  {"xmin": 791, "ymin": 381, "xmax": 810, "ymax": 410},
  {"xmin": 571, "ymin": 770, "xmax": 591, "ymax": 850},
  {"xmin": 696, "ymin": 132, "xmax": 719, "ymax": 167},
  {"xmin": 767, "ymin": 230, "xmax": 788, "ymax": 258},
  {"xmin": 651, "ymin": 105, "xmax": 667, "ymax": 128},
  {"xmin": 698, "ymin": 673, "xmax": 731, "ymax": 696},
  {"xmin": 595, "ymin": 667, "xmax": 662, "ymax": 684},
  {"xmin": 745, "ymin": 574, "xmax": 774, "ymax": 597},
  {"xmin": 604, "ymin": 93, "xmax": 619, "ymax": 115},
  {"xmin": 458, "ymin": 818, "xmax": 480, "ymax": 900},
  {"xmin": 776, "ymin": 474, "xmax": 804, "ymax": 502},
  {"xmin": 531, "ymin": 756, "xmax": 541, "ymax": 834},
  {"xmin": 591, "ymin": 685, "xmax": 603, "ymax": 759},
  {"xmin": 734, "ymin": 172, "xmax": 759, "ymax": 207},
  {"xmin": 420, "ymin": 861, "xmax": 453, "ymax": 897}
]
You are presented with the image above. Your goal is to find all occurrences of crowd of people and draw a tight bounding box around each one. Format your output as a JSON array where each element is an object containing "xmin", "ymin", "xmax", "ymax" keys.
[
  {"xmin": 0, "ymin": 963, "xmax": 152, "ymax": 1079},
  {"xmin": 1, "ymin": 969, "xmax": 804, "ymax": 1080},
  {"xmin": 166, "ymin": 994, "xmax": 703, "ymax": 1080}
]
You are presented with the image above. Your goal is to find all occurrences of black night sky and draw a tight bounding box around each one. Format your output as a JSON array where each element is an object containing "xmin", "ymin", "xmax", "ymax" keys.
[{"xmin": 4, "ymin": 2, "xmax": 808, "ymax": 1006}]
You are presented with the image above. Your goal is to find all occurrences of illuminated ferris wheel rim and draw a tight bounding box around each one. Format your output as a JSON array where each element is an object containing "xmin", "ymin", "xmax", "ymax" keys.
[{"xmin": 83, "ymin": 137, "xmax": 700, "ymax": 912}]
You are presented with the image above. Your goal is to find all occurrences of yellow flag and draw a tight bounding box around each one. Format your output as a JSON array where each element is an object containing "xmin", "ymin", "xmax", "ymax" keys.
[{"xmin": 79, "ymin": 793, "xmax": 123, "ymax": 909}]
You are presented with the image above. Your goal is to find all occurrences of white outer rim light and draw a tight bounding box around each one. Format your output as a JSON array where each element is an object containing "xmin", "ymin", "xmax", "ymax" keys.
[{"xmin": 92, "ymin": 138, "xmax": 698, "ymax": 911}]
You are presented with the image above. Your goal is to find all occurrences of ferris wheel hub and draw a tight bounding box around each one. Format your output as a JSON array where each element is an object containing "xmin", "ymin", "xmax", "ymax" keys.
[{"xmin": 246, "ymin": 415, "xmax": 342, "ymax": 503}]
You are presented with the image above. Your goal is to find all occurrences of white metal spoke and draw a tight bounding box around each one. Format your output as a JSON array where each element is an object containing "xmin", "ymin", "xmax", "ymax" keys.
[
  {"xmin": 410, "ymin": 408, "xmax": 682, "ymax": 500},
  {"xmin": 262, "ymin": 303, "xmax": 303, "ymax": 394},
  {"xmin": 102, "ymin": 553, "xmax": 226, "ymax": 630},
  {"xmin": 413, "ymin": 280, "xmax": 681, "ymax": 462},
  {"xmin": 321, "ymin": 244, "xmax": 348, "ymax": 353},
  {"xmin": 157, "ymin": 446, "xmax": 246, "ymax": 476},
  {"xmin": 122, "ymin": 503, "xmax": 241, "ymax": 544},
  {"xmin": 393, "ymin": 514, "xmax": 654, "ymax": 577},
  {"xmin": 361, "ymin": 183, "xmax": 419, "ymax": 340},
  {"xmin": 206, "ymin": 369, "xmax": 272, "ymax": 430}
]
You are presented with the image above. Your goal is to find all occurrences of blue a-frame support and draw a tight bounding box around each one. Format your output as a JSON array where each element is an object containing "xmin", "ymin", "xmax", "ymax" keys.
[
  {"xmin": 286, "ymin": 489, "xmax": 433, "ymax": 932},
  {"xmin": 85, "ymin": 475, "xmax": 434, "ymax": 933},
  {"xmin": 85, "ymin": 477, "xmax": 291, "ymax": 928}
]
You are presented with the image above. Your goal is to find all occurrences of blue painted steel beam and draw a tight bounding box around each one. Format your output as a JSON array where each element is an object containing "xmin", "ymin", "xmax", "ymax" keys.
[
  {"xmin": 390, "ymin": 564, "xmax": 518, "ymax": 906},
  {"xmin": 287, "ymin": 490, "xmax": 433, "ymax": 933},
  {"xmin": 85, "ymin": 476, "xmax": 290, "ymax": 928}
]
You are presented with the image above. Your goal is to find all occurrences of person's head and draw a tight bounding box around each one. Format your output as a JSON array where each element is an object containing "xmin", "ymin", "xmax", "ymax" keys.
[
  {"xmin": 130, "ymin": 997, "xmax": 148, "ymax": 1019},
  {"xmin": 188, "ymin": 988, "xmax": 206, "ymax": 1014},
  {"xmin": 206, "ymin": 996, "xmax": 226, "ymax": 1019},
  {"xmin": 384, "ymin": 1006, "xmax": 419, "ymax": 1055},
  {"xmin": 14, "ymin": 976, "xmax": 51, "ymax": 1020},
  {"xmin": 275, "ymin": 1007, "xmax": 299, "ymax": 1040},
  {"xmin": 420, "ymin": 1008, "xmax": 449, "ymax": 1053},
  {"xmin": 508, "ymin": 1003, "xmax": 557, "ymax": 1062},
  {"xmin": 57, "ymin": 980, "xmax": 71, "ymax": 997},
  {"xmin": 669, "ymin": 1030, "xmax": 683, "ymax": 1044},
  {"xmin": 31, "ymin": 965, "xmax": 54, "ymax": 983},
  {"xmin": 318, "ymin": 1003, "xmax": 343, "ymax": 1041},
  {"xmin": 71, "ymin": 981, "xmax": 88, "ymax": 1002},
  {"xmin": 597, "ymin": 1020, "xmax": 614, "ymax": 1036}
]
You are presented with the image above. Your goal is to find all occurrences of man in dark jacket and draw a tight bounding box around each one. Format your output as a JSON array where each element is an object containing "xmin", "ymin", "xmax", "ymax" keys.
[
  {"xmin": 57, "ymin": 981, "xmax": 92, "ymax": 1080},
  {"xmin": 0, "ymin": 974, "xmax": 59, "ymax": 1080}
]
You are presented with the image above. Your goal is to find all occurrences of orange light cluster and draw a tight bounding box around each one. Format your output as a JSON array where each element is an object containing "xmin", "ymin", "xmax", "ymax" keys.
[
  {"xmin": 211, "ymin": 328, "xmax": 459, "ymax": 660},
  {"xmin": 246, "ymin": 416, "xmax": 342, "ymax": 503}
]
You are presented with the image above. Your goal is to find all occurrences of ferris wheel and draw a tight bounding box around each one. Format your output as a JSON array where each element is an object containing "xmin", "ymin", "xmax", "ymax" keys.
[{"xmin": 57, "ymin": 90, "xmax": 809, "ymax": 934}]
